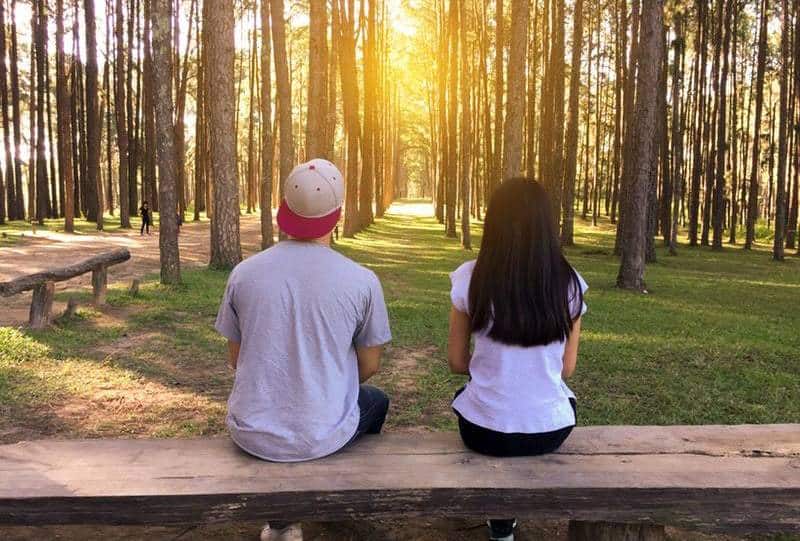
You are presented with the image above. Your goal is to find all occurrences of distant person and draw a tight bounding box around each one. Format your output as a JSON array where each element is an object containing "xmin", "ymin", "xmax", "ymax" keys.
[
  {"xmin": 215, "ymin": 159, "xmax": 392, "ymax": 541},
  {"xmin": 447, "ymin": 178, "xmax": 587, "ymax": 541},
  {"xmin": 139, "ymin": 201, "xmax": 152, "ymax": 235},
  {"xmin": 176, "ymin": 211, "xmax": 183, "ymax": 234}
]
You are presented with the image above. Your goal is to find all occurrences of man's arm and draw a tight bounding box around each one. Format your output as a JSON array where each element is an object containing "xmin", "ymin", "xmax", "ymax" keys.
[
  {"xmin": 227, "ymin": 340, "xmax": 240, "ymax": 370},
  {"xmin": 356, "ymin": 345, "xmax": 383, "ymax": 383}
]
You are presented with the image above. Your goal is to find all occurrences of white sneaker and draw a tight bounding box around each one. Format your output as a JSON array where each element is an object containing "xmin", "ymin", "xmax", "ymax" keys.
[{"xmin": 260, "ymin": 522, "xmax": 303, "ymax": 541}]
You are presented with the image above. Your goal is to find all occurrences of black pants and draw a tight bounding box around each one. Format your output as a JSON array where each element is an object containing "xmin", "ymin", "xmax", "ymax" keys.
[
  {"xmin": 454, "ymin": 387, "xmax": 576, "ymax": 536},
  {"xmin": 453, "ymin": 386, "xmax": 576, "ymax": 457},
  {"xmin": 140, "ymin": 219, "xmax": 151, "ymax": 234}
]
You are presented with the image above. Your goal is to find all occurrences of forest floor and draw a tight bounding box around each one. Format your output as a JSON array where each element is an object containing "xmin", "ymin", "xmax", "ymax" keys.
[{"xmin": 1, "ymin": 200, "xmax": 798, "ymax": 540}]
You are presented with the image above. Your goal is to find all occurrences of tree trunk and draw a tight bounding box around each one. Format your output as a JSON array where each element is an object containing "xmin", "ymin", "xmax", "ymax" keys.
[
  {"xmin": 260, "ymin": 0, "xmax": 274, "ymax": 248},
  {"xmin": 492, "ymin": 0, "xmax": 503, "ymax": 193},
  {"xmin": 9, "ymin": 0, "xmax": 24, "ymax": 220},
  {"xmin": 617, "ymin": 0, "xmax": 663, "ymax": 291},
  {"xmin": 772, "ymin": 0, "xmax": 790, "ymax": 260},
  {"xmin": 0, "ymin": 0, "xmax": 12, "ymax": 222},
  {"xmin": 338, "ymin": 0, "xmax": 360, "ymax": 237},
  {"xmin": 360, "ymin": 0, "xmax": 377, "ymax": 228},
  {"xmin": 113, "ymin": 0, "xmax": 130, "ymax": 227},
  {"xmin": 459, "ymin": 0, "xmax": 471, "ymax": 249},
  {"xmin": 307, "ymin": 0, "xmax": 328, "ymax": 159},
  {"xmin": 502, "ymin": 0, "xmax": 528, "ymax": 180},
  {"xmin": 206, "ymin": 0, "xmax": 242, "ymax": 268},
  {"xmin": 712, "ymin": 0, "xmax": 733, "ymax": 250},
  {"xmin": 85, "ymin": 0, "xmax": 102, "ymax": 227},
  {"xmin": 34, "ymin": 0, "xmax": 50, "ymax": 224},
  {"xmin": 560, "ymin": 0, "xmax": 584, "ymax": 246},
  {"xmin": 151, "ymin": 0, "xmax": 181, "ymax": 283},
  {"xmin": 271, "ymin": 0, "xmax": 293, "ymax": 239},
  {"xmin": 669, "ymin": 10, "xmax": 684, "ymax": 255}
]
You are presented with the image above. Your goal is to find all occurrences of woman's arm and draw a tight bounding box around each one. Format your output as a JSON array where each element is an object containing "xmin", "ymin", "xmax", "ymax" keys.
[
  {"xmin": 562, "ymin": 317, "xmax": 582, "ymax": 379},
  {"xmin": 448, "ymin": 306, "xmax": 472, "ymax": 375}
]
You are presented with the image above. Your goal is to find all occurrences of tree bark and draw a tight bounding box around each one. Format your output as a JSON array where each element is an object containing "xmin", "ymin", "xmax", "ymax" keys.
[
  {"xmin": 307, "ymin": 0, "xmax": 328, "ymax": 160},
  {"xmin": 0, "ymin": 0, "xmax": 12, "ymax": 223},
  {"xmin": 206, "ymin": 0, "xmax": 242, "ymax": 268},
  {"xmin": 271, "ymin": 0, "xmax": 293, "ymax": 238},
  {"xmin": 85, "ymin": 0, "xmax": 103, "ymax": 227},
  {"xmin": 338, "ymin": 0, "xmax": 360, "ymax": 237},
  {"xmin": 260, "ymin": 0, "xmax": 274, "ymax": 248},
  {"xmin": 617, "ymin": 0, "xmax": 663, "ymax": 291},
  {"xmin": 114, "ymin": 0, "xmax": 130, "ymax": 227},
  {"xmin": 772, "ymin": 0, "xmax": 790, "ymax": 260},
  {"xmin": 561, "ymin": 0, "xmax": 585, "ymax": 246},
  {"xmin": 501, "ymin": 0, "xmax": 528, "ymax": 181},
  {"xmin": 151, "ymin": 0, "xmax": 181, "ymax": 283},
  {"xmin": 712, "ymin": 0, "xmax": 733, "ymax": 250}
]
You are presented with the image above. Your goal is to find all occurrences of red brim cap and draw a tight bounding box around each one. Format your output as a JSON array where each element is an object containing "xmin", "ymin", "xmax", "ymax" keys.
[{"xmin": 277, "ymin": 200, "xmax": 341, "ymax": 240}]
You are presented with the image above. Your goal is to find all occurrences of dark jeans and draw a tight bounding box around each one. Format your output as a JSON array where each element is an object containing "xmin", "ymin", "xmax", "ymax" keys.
[
  {"xmin": 348, "ymin": 384, "xmax": 391, "ymax": 443},
  {"xmin": 140, "ymin": 220, "xmax": 150, "ymax": 234},
  {"xmin": 270, "ymin": 385, "xmax": 389, "ymax": 530},
  {"xmin": 454, "ymin": 387, "xmax": 576, "ymax": 536}
]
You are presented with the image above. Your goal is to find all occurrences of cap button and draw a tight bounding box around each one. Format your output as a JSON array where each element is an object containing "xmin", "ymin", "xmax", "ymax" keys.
[{"xmin": 309, "ymin": 165, "xmax": 316, "ymax": 170}]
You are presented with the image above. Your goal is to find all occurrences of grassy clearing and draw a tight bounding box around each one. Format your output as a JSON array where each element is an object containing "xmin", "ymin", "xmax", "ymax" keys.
[{"xmin": 1, "ymin": 200, "xmax": 798, "ymax": 443}]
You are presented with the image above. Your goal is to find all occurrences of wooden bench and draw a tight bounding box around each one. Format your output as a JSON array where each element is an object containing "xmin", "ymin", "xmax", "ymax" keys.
[
  {"xmin": 1, "ymin": 424, "xmax": 797, "ymax": 538},
  {"xmin": 0, "ymin": 249, "xmax": 130, "ymax": 328}
]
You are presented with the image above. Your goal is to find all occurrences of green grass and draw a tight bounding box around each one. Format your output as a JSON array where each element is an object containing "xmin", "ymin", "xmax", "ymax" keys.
[{"xmin": 1, "ymin": 200, "xmax": 798, "ymax": 442}]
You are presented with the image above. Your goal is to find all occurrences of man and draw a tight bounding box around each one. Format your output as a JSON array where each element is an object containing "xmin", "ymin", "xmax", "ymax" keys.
[{"xmin": 215, "ymin": 159, "xmax": 392, "ymax": 541}]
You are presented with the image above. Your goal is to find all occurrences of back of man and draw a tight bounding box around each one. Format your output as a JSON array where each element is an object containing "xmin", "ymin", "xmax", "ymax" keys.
[
  {"xmin": 216, "ymin": 240, "xmax": 390, "ymax": 461},
  {"xmin": 215, "ymin": 159, "xmax": 391, "ymax": 472}
]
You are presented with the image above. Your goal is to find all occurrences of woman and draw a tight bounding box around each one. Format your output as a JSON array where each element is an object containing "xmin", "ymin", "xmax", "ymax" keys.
[
  {"xmin": 447, "ymin": 178, "xmax": 587, "ymax": 541},
  {"xmin": 139, "ymin": 201, "xmax": 152, "ymax": 235}
]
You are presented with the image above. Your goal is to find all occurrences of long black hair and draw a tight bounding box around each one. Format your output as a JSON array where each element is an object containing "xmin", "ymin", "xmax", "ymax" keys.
[{"xmin": 468, "ymin": 178, "xmax": 582, "ymax": 347}]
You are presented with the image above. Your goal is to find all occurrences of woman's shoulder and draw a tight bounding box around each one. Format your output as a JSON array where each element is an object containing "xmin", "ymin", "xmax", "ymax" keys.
[{"xmin": 450, "ymin": 259, "xmax": 477, "ymax": 283}]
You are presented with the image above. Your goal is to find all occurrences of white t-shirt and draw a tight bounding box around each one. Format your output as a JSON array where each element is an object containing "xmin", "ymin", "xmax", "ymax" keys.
[{"xmin": 450, "ymin": 260, "xmax": 588, "ymax": 434}]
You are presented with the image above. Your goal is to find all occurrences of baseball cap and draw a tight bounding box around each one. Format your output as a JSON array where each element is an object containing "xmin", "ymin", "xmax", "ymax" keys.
[{"xmin": 277, "ymin": 159, "xmax": 345, "ymax": 239}]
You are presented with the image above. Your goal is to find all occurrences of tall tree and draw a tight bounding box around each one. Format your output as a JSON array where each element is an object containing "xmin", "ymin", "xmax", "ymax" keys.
[
  {"xmin": 617, "ymin": 0, "xmax": 664, "ymax": 291},
  {"xmin": 85, "ymin": 0, "xmax": 102, "ymax": 227},
  {"xmin": 561, "ymin": 0, "xmax": 585, "ymax": 245},
  {"xmin": 0, "ymin": 0, "xmax": 12, "ymax": 223},
  {"xmin": 114, "ymin": 0, "xmax": 131, "ymax": 227},
  {"xmin": 712, "ymin": 0, "xmax": 733, "ymax": 250},
  {"xmin": 459, "ymin": 0, "xmax": 470, "ymax": 249},
  {"xmin": 669, "ymin": 8, "xmax": 685, "ymax": 255},
  {"xmin": 260, "ymin": 0, "xmax": 274, "ymax": 248},
  {"xmin": 34, "ymin": 0, "xmax": 50, "ymax": 223},
  {"xmin": 9, "ymin": 0, "xmax": 23, "ymax": 219},
  {"xmin": 271, "ymin": 0, "xmax": 293, "ymax": 235},
  {"xmin": 772, "ymin": 0, "xmax": 790, "ymax": 260},
  {"xmin": 151, "ymin": 0, "xmax": 181, "ymax": 283},
  {"xmin": 206, "ymin": 0, "xmax": 242, "ymax": 267},
  {"xmin": 492, "ymin": 0, "xmax": 503, "ymax": 193},
  {"xmin": 501, "ymin": 0, "xmax": 528, "ymax": 180},
  {"xmin": 338, "ymin": 0, "xmax": 360, "ymax": 237},
  {"xmin": 360, "ymin": 0, "xmax": 378, "ymax": 227},
  {"xmin": 307, "ymin": 0, "xmax": 328, "ymax": 159}
]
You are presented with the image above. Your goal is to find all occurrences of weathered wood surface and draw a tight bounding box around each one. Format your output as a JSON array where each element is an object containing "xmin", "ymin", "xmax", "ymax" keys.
[
  {"xmin": 28, "ymin": 281, "xmax": 54, "ymax": 329},
  {"xmin": 568, "ymin": 521, "xmax": 667, "ymax": 541},
  {"xmin": 91, "ymin": 265, "xmax": 108, "ymax": 304},
  {"xmin": 1, "ymin": 426, "xmax": 798, "ymax": 533},
  {"xmin": 0, "ymin": 249, "xmax": 130, "ymax": 296}
]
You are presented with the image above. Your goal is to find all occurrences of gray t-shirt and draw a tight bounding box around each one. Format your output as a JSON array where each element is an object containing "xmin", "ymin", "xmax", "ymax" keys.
[{"xmin": 215, "ymin": 240, "xmax": 391, "ymax": 462}]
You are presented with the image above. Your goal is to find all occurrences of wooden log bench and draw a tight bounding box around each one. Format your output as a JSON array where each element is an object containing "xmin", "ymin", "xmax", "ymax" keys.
[
  {"xmin": 0, "ymin": 248, "xmax": 130, "ymax": 329},
  {"xmin": 1, "ymin": 424, "xmax": 798, "ymax": 538}
]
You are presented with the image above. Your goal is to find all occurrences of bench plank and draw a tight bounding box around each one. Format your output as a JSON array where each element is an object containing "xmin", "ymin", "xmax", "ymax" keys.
[
  {"xmin": 0, "ymin": 249, "xmax": 130, "ymax": 297},
  {"xmin": 1, "ymin": 426, "xmax": 798, "ymax": 533}
]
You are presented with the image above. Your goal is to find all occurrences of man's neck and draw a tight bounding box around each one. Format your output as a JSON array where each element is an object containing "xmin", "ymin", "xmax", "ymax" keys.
[{"xmin": 287, "ymin": 234, "xmax": 332, "ymax": 247}]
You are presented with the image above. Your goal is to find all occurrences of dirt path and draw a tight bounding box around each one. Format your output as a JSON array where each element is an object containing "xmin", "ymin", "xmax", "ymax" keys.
[{"xmin": 0, "ymin": 216, "xmax": 265, "ymax": 326}]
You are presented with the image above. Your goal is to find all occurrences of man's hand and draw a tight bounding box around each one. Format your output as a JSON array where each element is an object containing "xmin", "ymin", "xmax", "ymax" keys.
[{"xmin": 227, "ymin": 340, "xmax": 241, "ymax": 371}]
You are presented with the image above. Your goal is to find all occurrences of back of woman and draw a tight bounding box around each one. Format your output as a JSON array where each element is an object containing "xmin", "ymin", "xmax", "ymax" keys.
[{"xmin": 447, "ymin": 178, "xmax": 587, "ymax": 541}]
